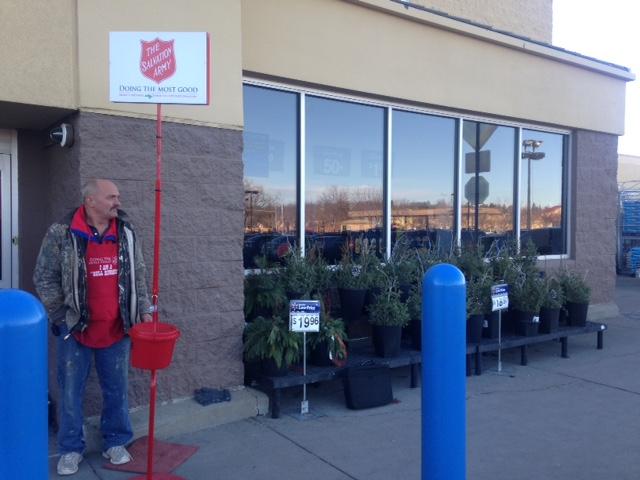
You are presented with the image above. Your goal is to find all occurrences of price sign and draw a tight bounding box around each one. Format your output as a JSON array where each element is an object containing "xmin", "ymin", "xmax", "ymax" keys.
[
  {"xmin": 491, "ymin": 284, "xmax": 509, "ymax": 312},
  {"xmin": 289, "ymin": 300, "xmax": 321, "ymax": 332}
]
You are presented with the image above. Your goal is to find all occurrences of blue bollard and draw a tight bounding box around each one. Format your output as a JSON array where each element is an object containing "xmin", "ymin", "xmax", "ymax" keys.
[
  {"xmin": 0, "ymin": 289, "xmax": 48, "ymax": 480},
  {"xmin": 422, "ymin": 264, "xmax": 466, "ymax": 480}
]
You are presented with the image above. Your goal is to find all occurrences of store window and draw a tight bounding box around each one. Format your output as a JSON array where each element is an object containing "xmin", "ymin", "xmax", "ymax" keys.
[
  {"xmin": 391, "ymin": 110, "xmax": 456, "ymax": 251},
  {"xmin": 520, "ymin": 130, "xmax": 566, "ymax": 255},
  {"xmin": 242, "ymin": 85, "xmax": 298, "ymax": 268},
  {"xmin": 305, "ymin": 96, "xmax": 385, "ymax": 262},
  {"xmin": 462, "ymin": 121, "xmax": 516, "ymax": 250}
]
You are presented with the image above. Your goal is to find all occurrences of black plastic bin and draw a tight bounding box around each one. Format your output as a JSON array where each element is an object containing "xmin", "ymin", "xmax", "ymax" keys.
[{"xmin": 343, "ymin": 362, "xmax": 393, "ymax": 410}]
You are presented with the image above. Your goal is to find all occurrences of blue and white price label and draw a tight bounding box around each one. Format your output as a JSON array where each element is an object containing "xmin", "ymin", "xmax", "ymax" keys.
[
  {"xmin": 491, "ymin": 284, "xmax": 509, "ymax": 312},
  {"xmin": 289, "ymin": 300, "xmax": 321, "ymax": 332}
]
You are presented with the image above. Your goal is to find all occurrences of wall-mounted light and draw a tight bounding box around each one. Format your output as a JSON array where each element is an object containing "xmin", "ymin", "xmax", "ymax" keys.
[{"xmin": 49, "ymin": 123, "xmax": 74, "ymax": 148}]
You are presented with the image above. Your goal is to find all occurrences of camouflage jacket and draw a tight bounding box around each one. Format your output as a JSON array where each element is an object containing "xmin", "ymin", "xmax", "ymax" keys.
[{"xmin": 33, "ymin": 209, "xmax": 152, "ymax": 334}]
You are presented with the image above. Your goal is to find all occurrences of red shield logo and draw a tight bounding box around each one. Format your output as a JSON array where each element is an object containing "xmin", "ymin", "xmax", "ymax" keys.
[{"xmin": 140, "ymin": 38, "xmax": 176, "ymax": 84}]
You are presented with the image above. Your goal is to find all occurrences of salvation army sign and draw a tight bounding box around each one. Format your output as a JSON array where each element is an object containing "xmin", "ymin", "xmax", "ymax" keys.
[{"xmin": 110, "ymin": 32, "xmax": 209, "ymax": 105}]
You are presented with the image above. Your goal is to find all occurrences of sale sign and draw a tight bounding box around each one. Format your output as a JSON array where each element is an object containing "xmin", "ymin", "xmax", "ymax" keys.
[{"xmin": 110, "ymin": 32, "xmax": 209, "ymax": 104}]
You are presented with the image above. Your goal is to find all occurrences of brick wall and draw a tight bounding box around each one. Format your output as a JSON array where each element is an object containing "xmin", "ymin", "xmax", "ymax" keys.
[
  {"xmin": 45, "ymin": 112, "xmax": 245, "ymax": 413},
  {"xmin": 571, "ymin": 130, "xmax": 618, "ymax": 304}
]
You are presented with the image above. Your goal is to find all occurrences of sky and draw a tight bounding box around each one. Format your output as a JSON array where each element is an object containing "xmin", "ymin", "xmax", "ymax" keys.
[{"xmin": 553, "ymin": 0, "xmax": 640, "ymax": 156}]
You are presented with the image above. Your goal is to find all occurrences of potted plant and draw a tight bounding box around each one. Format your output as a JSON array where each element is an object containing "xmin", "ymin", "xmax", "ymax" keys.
[
  {"xmin": 336, "ymin": 241, "xmax": 376, "ymax": 324},
  {"xmin": 308, "ymin": 314, "xmax": 348, "ymax": 367},
  {"xmin": 558, "ymin": 269, "xmax": 591, "ymax": 326},
  {"xmin": 466, "ymin": 273, "xmax": 491, "ymax": 344},
  {"xmin": 539, "ymin": 276, "xmax": 565, "ymax": 333},
  {"xmin": 406, "ymin": 284, "xmax": 423, "ymax": 350},
  {"xmin": 280, "ymin": 248, "xmax": 315, "ymax": 300},
  {"xmin": 243, "ymin": 316, "xmax": 301, "ymax": 376},
  {"xmin": 510, "ymin": 271, "xmax": 545, "ymax": 336},
  {"xmin": 367, "ymin": 286, "xmax": 410, "ymax": 358},
  {"xmin": 244, "ymin": 256, "xmax": 286, "ymax": 322}
]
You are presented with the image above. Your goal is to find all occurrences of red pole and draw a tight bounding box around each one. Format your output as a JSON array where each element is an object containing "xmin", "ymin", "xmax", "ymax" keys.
[
  {"xmin": 152, "ymin": 103, "xmax": 163, "ymax": 327},
  {"xmin": 147, "ymin": 103, "xmax": 163, "ymax": 479}
]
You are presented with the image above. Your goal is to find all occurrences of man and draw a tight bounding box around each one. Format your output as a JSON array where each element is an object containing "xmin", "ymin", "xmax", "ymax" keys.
[{"xmin": 34, "ymin": 179, "xmax": 152, "ymax": 476}]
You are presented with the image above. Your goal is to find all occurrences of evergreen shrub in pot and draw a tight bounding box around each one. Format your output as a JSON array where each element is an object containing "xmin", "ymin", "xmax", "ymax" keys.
[
  {"xmin": 244, "ymin": 256, "xmax": 286, "ymax": 322},
  {"xmin": 511, "ymin": 272, "xmax": 545, "ymax": 336},
  {"xmin": 336, "ymin": 243, "xmax": 376, "ymax": 323},
  {"xmin": 466, "ymin": 273, "xmax": 491, "ymax": 344},
  {"xmin": 368, "ymin": 287, "xmax": 410, "ymax": 358},
  {"xmin": 558, "ymin": 270, "xmax": 591, "ymax": 326},
  {"xmin": 539, "ymin": 277, "xmax": 565, "ymax": 333}
]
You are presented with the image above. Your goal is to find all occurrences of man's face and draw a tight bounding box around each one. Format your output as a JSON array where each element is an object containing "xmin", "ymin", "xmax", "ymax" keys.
[{"xmin": 86, "ymin": 180, "xmax": 121, "ymax": 222}]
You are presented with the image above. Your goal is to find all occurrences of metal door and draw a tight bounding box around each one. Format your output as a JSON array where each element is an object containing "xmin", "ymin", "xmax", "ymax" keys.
[{"xmin": 0, "ymin": 153, "xmax": 12, "ymax": 288}]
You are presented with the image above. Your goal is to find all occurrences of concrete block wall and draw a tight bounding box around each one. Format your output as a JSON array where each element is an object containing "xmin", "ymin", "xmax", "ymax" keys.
[
  {"xmin": 572, "ymin": 130, "xmax": 619, "ymax": 304},
  {"xmin": 43, "ymin": 112, "xmax": 245, "ymax": 414}
]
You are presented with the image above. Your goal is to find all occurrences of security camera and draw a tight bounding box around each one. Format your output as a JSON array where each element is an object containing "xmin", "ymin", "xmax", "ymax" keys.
[{"xmin": 49, "ymin": 123, "xmax": 74, "ymax": 148}]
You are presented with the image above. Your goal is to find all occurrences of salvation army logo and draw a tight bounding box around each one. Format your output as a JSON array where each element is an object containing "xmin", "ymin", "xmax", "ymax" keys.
[{"xmin": 140, "ymin": 38, "xmax": 176, "ymax": 83}]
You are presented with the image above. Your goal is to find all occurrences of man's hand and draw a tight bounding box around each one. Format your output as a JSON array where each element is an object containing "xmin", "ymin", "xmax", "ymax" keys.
[{"xmin": 141, "ymin": 314, "xmax": 153, "ymax": 322}]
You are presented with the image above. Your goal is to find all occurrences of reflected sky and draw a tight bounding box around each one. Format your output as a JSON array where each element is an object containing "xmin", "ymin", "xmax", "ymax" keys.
[
  {"xmin": 243, "ymin": 85, "xmax": 297, "ymax": 205},
  {"xmin": 392, "ymin": 110, "xmax": 455, "ymax": 204}
]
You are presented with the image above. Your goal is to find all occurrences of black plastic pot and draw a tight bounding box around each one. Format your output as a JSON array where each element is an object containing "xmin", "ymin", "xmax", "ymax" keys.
[
  {"xmin": 539, "ymin": 307, "xmax": 560, "ymax": 333},
  {"xmin": 567, "ymin": 302, "xmax": 589, "ymax": 326},
  {"xmin": 309, "ymin": 340, "xmax": 334, "ymax": 367},
  {"xmin": 371, "ymin": 325, "xmax": 402, "ymax": 358},
  {"xmin": 467, "ymin": 314, "xmax": 484, "ymax": 344},
  {"xmin": 513, "ymin": 310, "xmax": 539, "ymax": 336},
  {"xmin": 338, "ymin": 288, "xmax": 368, "ymax": 323},
  {"xmin": 262, "ymin": 358, "xmax": 289, "ymax": 377},
  {"xmin": 410, "ymin": 317, "xmax": 421, "ymax": 350},
  {"xmin": 482, "ymin": 311, "xmax": 500, "ymax": 339}
]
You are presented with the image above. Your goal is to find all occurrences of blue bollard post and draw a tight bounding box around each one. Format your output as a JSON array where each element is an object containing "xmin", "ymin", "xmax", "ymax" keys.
[
  {"xmin": 422, "ymin": 263, "xmax": 466, "ymax": 480},
  {"xmin": 0, "ymin": 289, "xmax": 48, "ymax": 480}
]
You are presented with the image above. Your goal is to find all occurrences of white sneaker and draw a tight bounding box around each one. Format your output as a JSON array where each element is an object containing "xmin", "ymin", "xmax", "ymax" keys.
[
  {"xmin": 57, "ymin": 452, "xmax": 83, "ymax": 476},
  {"xmin": 102, "ymin": 445, "xmax": 133, "ymax": 465}
]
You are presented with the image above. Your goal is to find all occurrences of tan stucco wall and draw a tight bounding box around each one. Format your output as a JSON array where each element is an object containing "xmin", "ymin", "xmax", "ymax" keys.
[
  {"xmin": 619, "ymin": 154, "xmax": 640, "ymax": 184},
  {"xmin": 242, "ymin": 0, "xmax": 629, "ymax": 136},
  {"xmin": 0, "ymin": 0, "xmax": 77, "ymax": 109},
  {"xmin": 77, "ymin": 0, "xmax": 243, "ymax": 129},
  {"xmin": 411, "ymin": 0, "xmax": 553, "ymax": 43}
]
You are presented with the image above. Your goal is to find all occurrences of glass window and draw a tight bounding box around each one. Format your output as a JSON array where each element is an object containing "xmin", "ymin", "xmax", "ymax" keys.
[
  {"xmin": 391, "ymin": 110, "xmax": 456, "ymax": 252},
  {"xmin": 462, "ymin": 121, "xmax": 516, "ymax": 250},
  {"xmin": 520, "ymin": 130, "xmax": 566, "ymax": 255},
  {"xmin": 242, "ymin": 85, "xmax": 298, "ymax": 268},
  {"xmin": 305, "ymin": 96, "xmax": 385, "ymax": 262}
]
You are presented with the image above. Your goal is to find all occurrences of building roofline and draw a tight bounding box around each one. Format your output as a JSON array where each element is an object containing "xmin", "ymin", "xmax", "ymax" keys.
[{"xmin": 346, "ymin": 0, "xmax": 636, "ymax": 81}]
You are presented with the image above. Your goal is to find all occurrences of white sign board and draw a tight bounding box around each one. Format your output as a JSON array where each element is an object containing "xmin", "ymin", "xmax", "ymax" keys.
[
  {"xmin": 289, "ymin": 300, "xmax": 321, "ymax": 332},
  {"xmin": 109, "ymin": 32, "xmax": 209, "ymax": 104},
  {"xmin": 491, "ymin": 284, "xmax": 509, "ymax": 312}
]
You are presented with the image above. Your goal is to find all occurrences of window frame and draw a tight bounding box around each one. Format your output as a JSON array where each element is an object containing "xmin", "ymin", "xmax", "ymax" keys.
[{"xmin": 243, "ymin": 77, "xmax": 571, "ymax": 266}]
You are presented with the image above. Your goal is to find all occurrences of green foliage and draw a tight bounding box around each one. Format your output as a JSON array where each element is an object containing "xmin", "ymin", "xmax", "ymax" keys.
[
  {"xmin": 243, "ymin": 316, "xmax": 301, "ymax": 369},
  {"xmin": 541, "ymin": 276, "xmax": 565, "ymax": 309},
  {"xmin": 336, "ymin": 239, "xmax": 378, "ymax": 289},
  {"xmin": 280, "ymin": 248, "xmax": 315, "ymax": 297},
  {"xmin": 244, "ymin": 256, "xmax": 286, "ymax": 320},
  {"xmin": 406, "ymin": 284, "xmax": 422, "ymax": 321},
  {"xmin": 557, "ymin": 269, "xmax": 591, "ymax": 304},
  {"xmin": 308, "ymin": 314, "xmax": 348, "ymax": 362},
  {"xmin": 466, "ymin": 272, "xmax": 492, "ymax": 316},
  {"xmin": 510, "ymin": 270, "xmax": 546, "ymax": 314},
  {"xmin": 367, "ymin": 288, "xmax": 410, "ymax": 327}
]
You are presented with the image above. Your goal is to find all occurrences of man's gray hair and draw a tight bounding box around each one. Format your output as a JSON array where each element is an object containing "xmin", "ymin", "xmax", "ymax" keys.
[{"xmin": 81, "ymin": 179, "xmax": 100, "ymax": 201}]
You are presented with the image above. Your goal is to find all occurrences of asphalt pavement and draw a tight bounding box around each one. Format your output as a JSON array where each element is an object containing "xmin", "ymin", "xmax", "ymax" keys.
[{"xmin": 48, "ymin": 276, "xmax": 640, "ymax": 479}]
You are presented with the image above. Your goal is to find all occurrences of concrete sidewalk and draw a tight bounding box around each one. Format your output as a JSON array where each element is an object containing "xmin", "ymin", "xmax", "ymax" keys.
[{"xmin": 49, "ymin": 276, "xmax": 640, "ymax": 479}]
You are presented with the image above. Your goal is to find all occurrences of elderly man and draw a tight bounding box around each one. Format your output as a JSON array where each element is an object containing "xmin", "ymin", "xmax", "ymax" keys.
[{"xmin": 34, "ymin": 179, "xmax": 152, "ymax": 476}]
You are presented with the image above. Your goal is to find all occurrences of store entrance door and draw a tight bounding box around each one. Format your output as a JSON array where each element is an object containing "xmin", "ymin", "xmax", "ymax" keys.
[{"xmin": 0, "ymin": 153, "xmax": 13, "ymax": 288}]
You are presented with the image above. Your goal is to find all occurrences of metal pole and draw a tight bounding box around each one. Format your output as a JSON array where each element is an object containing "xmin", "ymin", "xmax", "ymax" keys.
[
  {"xmin": 152, "ymin": 103, "xmax": 162, "ymax": 326},
  {"xmin": 497, "ymin": 310, "xmax": 503, "ymax": 373},
  {"xmin": 422, "ymin": 264, "xmax": 466, "ymax": 480},
  {"xmin": 527, "ymin": 156, "xmax": 532, "ymax": 231}
]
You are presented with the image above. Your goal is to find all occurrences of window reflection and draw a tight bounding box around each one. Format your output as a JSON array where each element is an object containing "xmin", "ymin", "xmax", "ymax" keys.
[
  {"xmin": 462, "ymin": 121, "xmax": 516, "ymax": 249},
  {"xmin": 391, "ymin": 110, "xmax": 455, "ymax": 252},
  {"xmin": 243, "ymin": 85, "xmax": 298, "ymax": 267},
  {"xmin": 520, "ymin": 130, "xmax": 565, "ymax": 254},
  {"xmin": 305, "ymin": 97, "xmax": 385, "ymax": 262}
]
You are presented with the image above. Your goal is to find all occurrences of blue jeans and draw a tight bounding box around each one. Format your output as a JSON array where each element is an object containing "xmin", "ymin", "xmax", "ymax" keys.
[{"xmin": 56, "ymin": 325, "xmax": 133, "ymax": 454}]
